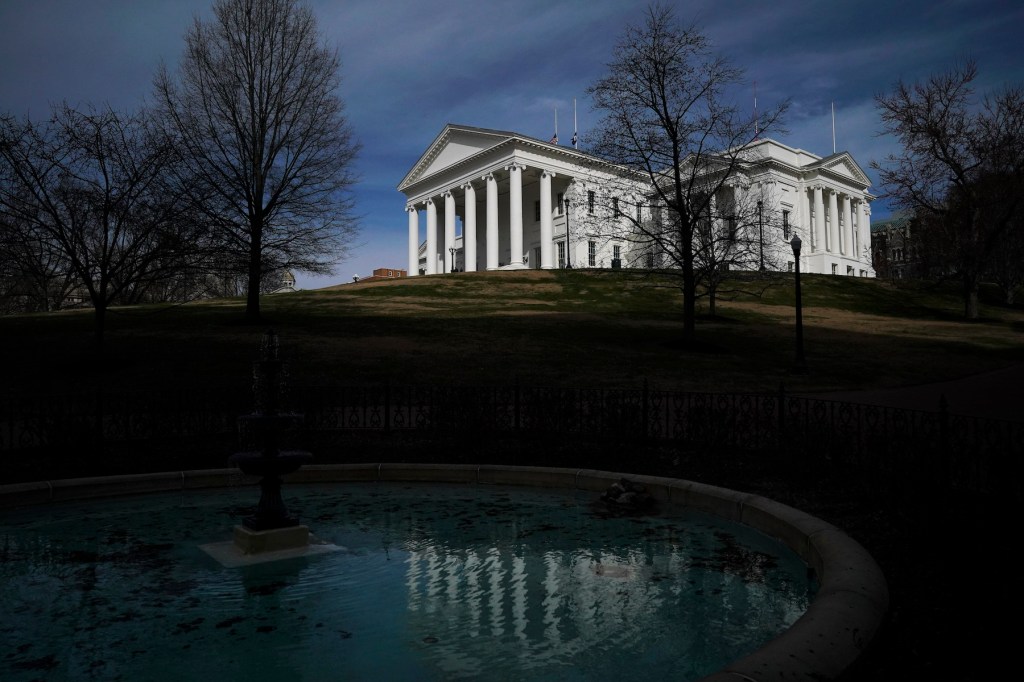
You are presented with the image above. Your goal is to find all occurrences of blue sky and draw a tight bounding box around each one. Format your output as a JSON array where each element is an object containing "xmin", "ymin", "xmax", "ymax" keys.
[{"xmin": 2, "ymin": 0, "xmax": 1022, "ymax": 289}]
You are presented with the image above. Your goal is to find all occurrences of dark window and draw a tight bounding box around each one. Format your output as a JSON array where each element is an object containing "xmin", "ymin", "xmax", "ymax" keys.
[
  {"xmin": 612, "ymin": 197, "xmax": 620, "ymax": 216},
  {"xmin": 587, "ymin": 191, "xmax": 595, "ymax": 214},
  {"xmin": 783, "ymin": 210, "xmax": 790, "ymax": 239},
  {"xmin": 557, "ymin": 192, "xmax": 564, "ymax": 215},
  {"xmin": 534, "ymin": 200, "xmax": 540, "ymax": 222},
  {"xmin": 636, "ymin": 202, "xmax": 642, "ymax": 223},
  {"xmin": 588, "ymin": 241, "xmax": 596, "ymax": 267}
]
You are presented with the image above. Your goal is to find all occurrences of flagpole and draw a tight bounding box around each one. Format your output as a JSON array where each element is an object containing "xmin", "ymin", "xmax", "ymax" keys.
[
  {"xmin": 573, "ymin": 98, "xmax": 578, "ymax": 149},
  {"xmin": 753, "ymin": 81, "xmax": 758, "ymax": 139},
  {"xmin": 832, "ymin": 101, "xmax": 836, "ymax": 154}
]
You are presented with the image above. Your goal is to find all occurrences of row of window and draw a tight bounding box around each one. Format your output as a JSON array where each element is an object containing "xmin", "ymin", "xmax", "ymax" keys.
[{"xmin": 533, "ymin": 190, "xmax": 639, "ymax": 221}]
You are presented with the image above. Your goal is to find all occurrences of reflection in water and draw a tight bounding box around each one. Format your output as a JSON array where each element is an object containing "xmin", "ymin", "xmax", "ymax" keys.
[{"xmin": 0, "ymin": 483, "xmax": 815, "ymax": 682}]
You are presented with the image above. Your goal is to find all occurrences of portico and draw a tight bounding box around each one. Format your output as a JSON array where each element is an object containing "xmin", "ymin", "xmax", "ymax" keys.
[
  {"xmin": 715, "ymin": 138, "xmax": 876, "ymax": 277},
  {"xmin": 399, "ymin": 124, "xmax": 642, "ymax": 275}
]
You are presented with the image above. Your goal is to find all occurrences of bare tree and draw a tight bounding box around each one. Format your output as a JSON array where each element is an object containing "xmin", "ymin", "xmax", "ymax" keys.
[
  {"xmin": 0, "ymin": 199, "xmax": 79, "ymax": 313},
  {"xmin": 586, "ymin": 4, "xmax": 786, "ymax": 341},
  {"xmin": 692, "ymin": 181, "xmax": 787, "ymax": 316},
  {"xmin": 154, "ymin": 0, "xmax": 359, "ymax": 322},
  {"xmin": 987, "ymin": 205, "xmax": 1023, "ymax": 304},
  {"xmin": 874, "ymin": 60, "xmax": 1024, "ymax": 318},
  {"xmin": 0, "ymin": 106, "xmax": 202, "ymax": 345}
]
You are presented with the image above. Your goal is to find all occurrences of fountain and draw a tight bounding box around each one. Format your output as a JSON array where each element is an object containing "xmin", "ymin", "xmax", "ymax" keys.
[{"xmin": 200, "ymin": 329, "xmax": 338, "ymax": 566}]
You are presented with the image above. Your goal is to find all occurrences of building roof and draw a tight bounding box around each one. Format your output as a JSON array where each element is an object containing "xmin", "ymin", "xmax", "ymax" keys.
[{"xmin": 871, "ymin": 212, "xmax": 913, "ymax": 233}]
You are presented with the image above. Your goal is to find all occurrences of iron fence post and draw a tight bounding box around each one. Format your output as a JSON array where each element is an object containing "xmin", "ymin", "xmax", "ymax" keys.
[
  {"xmin": 642, "ymin": 378, "xmax": 650, "ymax": 441},
  {"xmin": 939, "ymin": 394, "xmax": 950, "ymax": 490},
  {"xmin": 777, "ymin": 383, "xmax": 786, "ymax": 454},
  {"xmin": 514, "ymin": 378, "xmax": 520, "ymax": 431}
]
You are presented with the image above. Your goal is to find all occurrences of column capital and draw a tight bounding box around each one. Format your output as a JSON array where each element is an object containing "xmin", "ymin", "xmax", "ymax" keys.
[
  {"xmin": 540, "ymin": 168, "xmax": 556, "ymax": 179},
  {"xmin": 425, "ymin": 197, "xmax": 435, "ymax": 206},
  {"xmin": 461, "ymin": 181, "xmax": 475, "ymax": 192},
  {"xmin": 482, "ymin": 172, "xmax": 496, "ymax": 183},
  {"xmin": 443, "ymin": 189, "xmax": 454, "ymax": 199},
  {"xmin": 406, "ymin": 205, "xmax": 417, "ymax": 213},
  {"xmin": 504, "ymin": 162, "xmax": 526, "ymax": 173}
]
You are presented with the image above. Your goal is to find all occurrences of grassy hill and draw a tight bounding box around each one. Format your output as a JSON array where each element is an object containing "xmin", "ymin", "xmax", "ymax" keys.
[{"xmin": 2, "ymin": 268, "xmax": 1021, "ymax": 397}]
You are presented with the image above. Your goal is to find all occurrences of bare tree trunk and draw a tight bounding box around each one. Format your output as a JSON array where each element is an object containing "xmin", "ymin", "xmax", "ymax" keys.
[
  {"xmin": 964, "ymin": 272, "xmax": 979, "ymax": 319},
  {"xmin": 246, "ymin": 222, "xmax": 263, "ymax": 323},
  {"xmin": 94, "ymin": 301, "xmax": 107, "ymax": 351}
]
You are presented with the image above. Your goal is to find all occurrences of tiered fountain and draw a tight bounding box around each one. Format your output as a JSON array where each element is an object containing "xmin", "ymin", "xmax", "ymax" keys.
[{"xmin": 201, "ymin": 329, "xmax": 337, "ymax": 566}]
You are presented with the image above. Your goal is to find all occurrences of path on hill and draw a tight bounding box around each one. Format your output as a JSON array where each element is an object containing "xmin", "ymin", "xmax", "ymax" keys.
[{"xmin": 801, "ymin": 362, "xmax": 1024, "ymax": 422}]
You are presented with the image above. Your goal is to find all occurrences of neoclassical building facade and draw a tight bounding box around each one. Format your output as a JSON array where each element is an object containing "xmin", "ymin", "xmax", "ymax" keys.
[{"xmin": 398, "ymin": 124, "xmax": 875, "ymax": 278}]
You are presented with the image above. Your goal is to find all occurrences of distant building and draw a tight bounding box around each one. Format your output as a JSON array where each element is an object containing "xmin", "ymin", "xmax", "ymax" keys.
[
  {"xmin": 373, "ymin": 268, "xmax": 407, "ymax": 279},
  {"xmin": 351, "ymin": 268, "xmax": 409, "ymax": 284},
  {"xmin": 399, "ymin": 123, "xmax": 876, "ymax": 278},
  {"xmin": 267, "ymin": 270, "xmax": 298, "ymax": 294},
  {"xmin": 871, "ymin": 213, "xmax": 917, "ymax": 280}
]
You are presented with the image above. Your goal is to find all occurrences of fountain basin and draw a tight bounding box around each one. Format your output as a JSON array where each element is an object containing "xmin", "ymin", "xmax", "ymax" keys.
[{"xmin": 0, "ymin": 464, "xmax": 888, "ymax": 681}]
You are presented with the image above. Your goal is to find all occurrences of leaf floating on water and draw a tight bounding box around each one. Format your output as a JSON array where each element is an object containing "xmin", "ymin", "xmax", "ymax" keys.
[
  {"xmin": 246, "ymin": 580, "xmax": 288, "ymax": 596},
  {"xmin": 216, "ymin": 616, "xmax": 246, "ymax": 629},
  {"xmin": 422, "ymin": 636, "xmax": 439, "ymax": 644}
]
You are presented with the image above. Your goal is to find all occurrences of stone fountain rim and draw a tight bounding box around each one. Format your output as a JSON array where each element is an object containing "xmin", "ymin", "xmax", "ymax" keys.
[{"xmin": 0, "ymin": 463, "xmax": 888, "ymax": 682}]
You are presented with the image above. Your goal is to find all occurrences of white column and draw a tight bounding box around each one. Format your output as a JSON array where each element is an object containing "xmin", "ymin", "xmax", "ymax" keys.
[
  {"xmin": 444, "ymin": 190, "xmax": 456, "ymax": 273},
  {"xmin": 851, "ymin": 199, "xmax": 860, "ymax": 261},
  {"xmin": 828, "ymin": 189, "xmax": 839, "ymax": 254},
  {"xmin": 425, "ymin": 198, "xmax": 437, "ymax": 275},
  {"xmin": 407, "ymin": 206, "xmax": 419, "ymax": 276},
  {"xmin": 861, "ymin": 201, "xmax": 872, "ymax": 266},
  {"xmin": 485, "ymin": 173, "xmax": 498, "ymax": 270},
  {"xmin": 462, "ymin": 182, "xmax": 477, "ymax": 272},
  {"xmin": 841, "ymin": 194, "xmax": 853, "ymax": 257},
  {"xmin": 812, "ymin": 185, "xmax": 824, "ymax": 253},
  {"xmin": 539, "ymin": 170, "xmax": 555, "ymax": 269},
  {"xmin": 506, "ymin": 163, "xmax": 524, "ymax": 267}
]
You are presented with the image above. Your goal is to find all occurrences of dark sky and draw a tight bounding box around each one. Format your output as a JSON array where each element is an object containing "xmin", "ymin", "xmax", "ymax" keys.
[{"xmin": 2, "ymin": 0, "xmax": 1021, "ymax": 287}]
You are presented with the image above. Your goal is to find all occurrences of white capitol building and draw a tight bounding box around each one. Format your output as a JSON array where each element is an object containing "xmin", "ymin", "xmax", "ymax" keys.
[{"xmin": 399, "ymin": 124, "xmax": 875, "ymax": 278}]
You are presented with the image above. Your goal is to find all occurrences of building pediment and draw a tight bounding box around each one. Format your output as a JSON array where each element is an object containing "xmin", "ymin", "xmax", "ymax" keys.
[
  {"xmin": 398, "ymin": 124, "xmax": 521, "ymax": 191},
  {"xmin": 808, "ymin": 153, "xmax": 871, "ymax": 187}
]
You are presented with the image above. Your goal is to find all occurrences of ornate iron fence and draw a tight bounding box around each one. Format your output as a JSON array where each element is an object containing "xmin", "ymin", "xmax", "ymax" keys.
[{"xmin": 2, "ymin": 383, "xmax": 1020, "ymax": 494}]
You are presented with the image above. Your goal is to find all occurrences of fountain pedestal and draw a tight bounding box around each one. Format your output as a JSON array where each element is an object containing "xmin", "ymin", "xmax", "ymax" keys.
[
  {"xmin": 200, "ymin": 330, "xmax": 341, "ymax": 567},
  {"xmin": 233, "ymin": 524, "xmax": 310, "ymax": 554}
]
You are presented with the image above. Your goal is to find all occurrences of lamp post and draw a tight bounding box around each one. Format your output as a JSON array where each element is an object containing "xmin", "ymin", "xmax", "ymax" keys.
[
  {"xmin": 757, "ymin": 199, "xmax": 764, "ymax": 272},
  {"xmin": 564, "ymin": 199, "xmax": 573, "ymax": 268},
  {"xmin": 448, "ymin": 246, "xmax": 455, "ymax": 273},
  {"xmin": 791, "ymin": 234, "xmax": 807, "ymax": 373}
]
